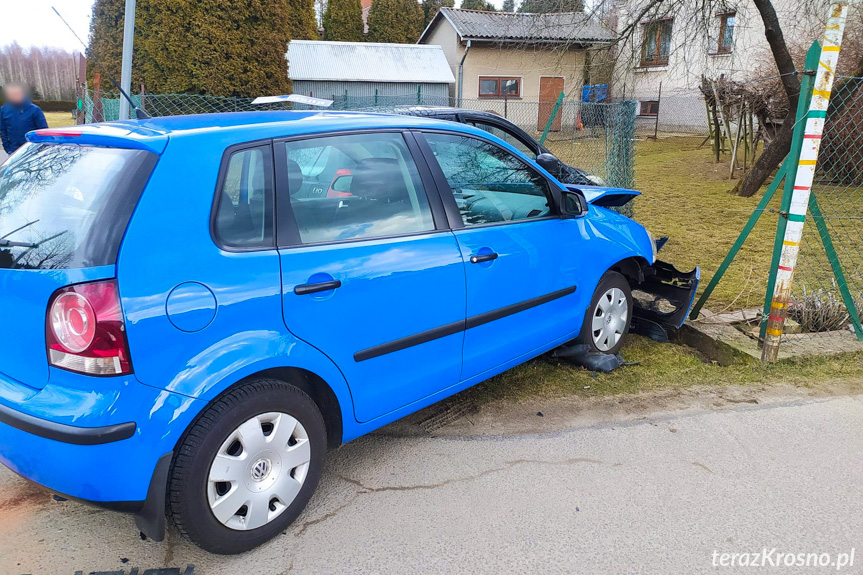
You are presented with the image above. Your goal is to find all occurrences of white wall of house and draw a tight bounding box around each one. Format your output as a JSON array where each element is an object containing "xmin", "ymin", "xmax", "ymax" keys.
[{"xmin": 610, "ymin": 0, "xmax": 842, "ymax": 130}]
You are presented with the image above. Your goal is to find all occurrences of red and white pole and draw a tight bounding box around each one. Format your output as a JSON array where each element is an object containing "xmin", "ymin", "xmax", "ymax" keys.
[{"xmin": 761, "ymin": 3, "xmax": 849, "ymax": 362}]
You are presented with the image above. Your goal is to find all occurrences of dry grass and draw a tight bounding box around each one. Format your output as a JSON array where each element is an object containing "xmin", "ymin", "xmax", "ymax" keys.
[
  {"xmin": 632, "ymin": 136, "xmax": 783, "ymax": 312},
  {"xmin": 467, "ymin": 336, "xmax": 863, "ymax": 402},
  {"xmin": 480, "ymin": 137, "xmax": 863, "ymax": 402}
]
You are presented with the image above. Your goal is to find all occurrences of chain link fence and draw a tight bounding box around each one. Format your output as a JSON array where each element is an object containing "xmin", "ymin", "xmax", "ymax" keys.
[
  {"xmin": 82, "ymin": 90, "xmax": 638, "ymax": 214},
  {"xmin": 784, "ymin": 76, "xmax": 863, "ymax": 347}
]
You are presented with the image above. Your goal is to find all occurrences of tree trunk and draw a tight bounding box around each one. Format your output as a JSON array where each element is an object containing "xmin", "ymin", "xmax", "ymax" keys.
[{"xmin": 731, "ymin": 0, "xmax": 801, "ymax": 197}]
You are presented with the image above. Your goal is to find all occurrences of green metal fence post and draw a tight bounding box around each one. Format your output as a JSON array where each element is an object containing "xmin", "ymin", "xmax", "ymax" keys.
[
  {"xmin": 808, "ymin": 192, "xmax": 863, "ymax": 340},
  {"xmin": 760, "ymin": 40, "xmax": 821, "ymax": 340},
  {"xmin": 417, "ymin": 84, "xmax": 421, "ymax": 105},
  {"xmin": 375, "ymin": 88, "xmax": 378, "ymax": 105},
  {"xmin": 539, "ymin": 91, "xmax": 565, "ymax": 146}
]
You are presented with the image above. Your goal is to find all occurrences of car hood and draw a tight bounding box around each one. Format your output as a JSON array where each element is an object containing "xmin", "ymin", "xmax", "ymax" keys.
[{"xmin": 565, "ymin": 185, "xmax": 641, "ymax": 208}]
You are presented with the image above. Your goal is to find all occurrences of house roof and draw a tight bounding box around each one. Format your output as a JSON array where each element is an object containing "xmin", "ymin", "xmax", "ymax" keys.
[
  {"xmin": 286, "ymin": 41, "xmax": 455, "ymax": 84},
  {"xmin": 418, "ymin": 7, "xmax": 615, "ymax": 45}
]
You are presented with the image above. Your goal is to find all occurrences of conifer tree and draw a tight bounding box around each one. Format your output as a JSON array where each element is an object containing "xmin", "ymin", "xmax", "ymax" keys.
[
  {"xmin": 422, "ymin": 0, "xmax": 455, "ymax": 26},
  {"xmin": 88, "ymin": 0, "xmax": 293, "ymax": 97},
  {"xmin": 460, "ymin": 0, "xmax": 496, "ymax": 11},
  {"xmin": 367, "ymin": 0, "xmax": 425, "ymax": 43},
  {"xmin": 323, "ymin": 0, "xmax": 365, "ymax": 41}
]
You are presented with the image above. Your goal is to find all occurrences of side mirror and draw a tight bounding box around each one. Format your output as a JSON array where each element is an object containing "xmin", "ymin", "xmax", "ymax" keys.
[
  {"xmin": 560, "ymin": 190, "xmax": 588, "ymax": 218},
  {"xmin": 536, "ymin": 153, "xmax": 563, "ymax": 176}
]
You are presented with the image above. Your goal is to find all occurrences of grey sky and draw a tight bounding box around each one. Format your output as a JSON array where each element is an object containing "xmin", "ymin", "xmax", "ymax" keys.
[{"xmin": 1, "ymin": 0, "xmax": 94, "ymax": 52}]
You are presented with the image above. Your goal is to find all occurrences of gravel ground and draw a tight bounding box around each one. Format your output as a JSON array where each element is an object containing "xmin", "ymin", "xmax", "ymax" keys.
[{"xmin": 2, "ymin": 385, "xmax": 862, "ymax": 575}]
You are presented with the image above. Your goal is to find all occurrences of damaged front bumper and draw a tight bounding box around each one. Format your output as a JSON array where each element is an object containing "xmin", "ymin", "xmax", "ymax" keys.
[{"xmin": 632, "ymin": 260, "xmax": 700, "ymax": 337}]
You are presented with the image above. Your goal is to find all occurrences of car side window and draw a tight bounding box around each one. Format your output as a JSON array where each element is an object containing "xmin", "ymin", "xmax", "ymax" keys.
[
  {"xmin": 468, "ymin": 121, "xmax": 535, "ymax": 158},
  {"xmin": 423, "ymin": 132, "xmax": 553, "ymax": 227},
  {"xmin": 282, "ymin": 133, "xmax": 435, "ymax": 244},
  {"xmin": 215, "ymin": 145, "xmax": 274, "ymax": 249}
]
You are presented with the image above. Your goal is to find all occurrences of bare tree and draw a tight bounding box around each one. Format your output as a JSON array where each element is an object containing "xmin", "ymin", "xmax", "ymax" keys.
[
  {"xmin": 572, "ymin": 0, "xmax": 858, "ymax": 196},
  {"xmin": 0, "ymin": 43, "xmax": 78, "ymax": 101}
]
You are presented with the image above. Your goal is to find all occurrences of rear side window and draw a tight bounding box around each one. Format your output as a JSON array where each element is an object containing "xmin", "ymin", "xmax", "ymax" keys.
[
  {"xmin": 281, "ymin": 133, "xmax": 434, "ymax": 244},
  {"xmin": 0, "ymin": 143, "xmax": 156, "ymax": 270},
  {"xmin": 214, "ymin": 146, "xmax": 275, "ymax": 249}
]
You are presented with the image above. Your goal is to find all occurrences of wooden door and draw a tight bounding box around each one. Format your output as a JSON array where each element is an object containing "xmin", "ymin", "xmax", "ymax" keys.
[{"xmin": 538, "ymin": 77, "xmax": 564, "ymax": 132}]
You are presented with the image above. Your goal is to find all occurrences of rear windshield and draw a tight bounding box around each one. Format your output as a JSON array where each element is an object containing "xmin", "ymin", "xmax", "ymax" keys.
[{"xmin": 0, "ymin": 143, "xmax": 156, "ymax": 270}]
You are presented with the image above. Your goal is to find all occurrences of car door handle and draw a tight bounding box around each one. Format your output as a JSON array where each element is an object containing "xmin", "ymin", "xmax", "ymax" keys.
[
  {"xmin": 470, "ymin": 252, "xmax": 498, "ymax": 264},
  {"xmin": 294, "ymin": 280, "xmax": 342, "ymax": 295}
]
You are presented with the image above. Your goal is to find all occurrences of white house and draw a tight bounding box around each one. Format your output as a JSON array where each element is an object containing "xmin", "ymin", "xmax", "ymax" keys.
[{"xmin": 609, "ymin": 0, "xmax": 849, "ymax": 131}]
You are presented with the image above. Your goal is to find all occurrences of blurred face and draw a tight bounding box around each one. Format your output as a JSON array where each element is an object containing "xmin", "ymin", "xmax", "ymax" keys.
[{"xmin": 4, "ymin": 85, "xmax": 26, "ymax": 105}]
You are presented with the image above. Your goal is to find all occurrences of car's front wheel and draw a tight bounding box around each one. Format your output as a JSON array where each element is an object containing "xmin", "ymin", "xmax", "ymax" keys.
[
  {"xmin": 167, "ymin": 379, "xmax": 326, "ymax": 554},
  {"xmin": 578, "ymin": 271, "xmax": 633, "ymax": 355}
]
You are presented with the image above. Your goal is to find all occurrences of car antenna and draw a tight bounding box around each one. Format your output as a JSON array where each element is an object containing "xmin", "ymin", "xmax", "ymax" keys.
[{"xmin": 51, "ymin": 6, "xmax": 151, "ymax": 120}]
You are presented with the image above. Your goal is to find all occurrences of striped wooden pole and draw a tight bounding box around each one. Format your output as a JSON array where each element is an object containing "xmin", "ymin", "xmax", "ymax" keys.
[{"xmin": 761, "ymin": 3, "xmax": 850, "ymax": 362}]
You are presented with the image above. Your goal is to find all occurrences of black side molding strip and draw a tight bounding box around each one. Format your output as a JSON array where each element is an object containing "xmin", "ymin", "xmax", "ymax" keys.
[
  {"xmin": 465, "ymin": 285, "xmax": 577, "ymax": 329},
  {"xmin": 355, "ymin": 319, "xmax": 465, "ymax": 362},
  {"xmin": 0, "ymin": 402, "xmax": 136, "ymax": 445},
  {"xmin": 354, "ymin": 285, "xmax": 576, "ymax": 362}
]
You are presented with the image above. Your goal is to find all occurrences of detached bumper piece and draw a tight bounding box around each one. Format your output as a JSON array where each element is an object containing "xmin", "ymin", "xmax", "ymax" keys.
[
  {"xmin": 632, "ymin": 260, "xmax": 700, "ymax": 340},
  {"xmin": 552, "ymin": 343, "xmax": 626, "ymax": 373}
]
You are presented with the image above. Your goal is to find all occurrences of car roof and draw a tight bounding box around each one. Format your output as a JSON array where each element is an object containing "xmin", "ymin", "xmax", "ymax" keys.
[{"xmin": 27, "ymin": 111, "xmax": 479, "ymax": 155}]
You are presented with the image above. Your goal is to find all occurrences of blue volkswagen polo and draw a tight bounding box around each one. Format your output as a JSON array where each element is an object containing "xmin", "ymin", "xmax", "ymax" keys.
[{"xmin": 0, "ymin": 111, "xmax": 697, "ymax": 553}]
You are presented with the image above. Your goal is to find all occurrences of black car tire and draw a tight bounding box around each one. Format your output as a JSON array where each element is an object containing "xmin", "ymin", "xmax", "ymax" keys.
[
  {"xmin": 577, "ymin": 271, "xmax": 633, "ymax": 355},
  {"xmin": 167, "ymin": 378, "xmax": 326, "ymax": 554}
]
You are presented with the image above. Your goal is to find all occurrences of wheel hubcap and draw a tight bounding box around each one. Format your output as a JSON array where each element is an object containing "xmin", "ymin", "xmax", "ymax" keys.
[
  {"xmin": 591, "ymin": 287, "xmax": 628, "ymax": 352},
  {"xmin": 207, "ymin": 412, "xmax": 311, "ymax": 531}
]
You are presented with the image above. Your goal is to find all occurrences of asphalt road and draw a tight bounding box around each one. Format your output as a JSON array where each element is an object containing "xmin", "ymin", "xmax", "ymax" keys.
[{"xmin": 2, "ymin": 389, "xmax": 862, "ymax": 575}]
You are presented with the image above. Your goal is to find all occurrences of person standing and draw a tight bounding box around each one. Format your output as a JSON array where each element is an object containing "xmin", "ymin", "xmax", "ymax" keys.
[{"xmin": 1, "ymin": 83, "xmax": 48, "ymax": 157}]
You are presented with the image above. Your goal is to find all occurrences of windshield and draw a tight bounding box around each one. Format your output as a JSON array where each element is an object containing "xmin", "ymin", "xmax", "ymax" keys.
[{"xmin": 0, "ymin": 143, "xmax": 156, "ymax": 270}]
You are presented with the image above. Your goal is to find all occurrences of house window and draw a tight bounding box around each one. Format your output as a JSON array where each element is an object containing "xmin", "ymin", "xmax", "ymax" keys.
[
  {"xmin": 479, "ymin": 77, "xmax": 521, "ymax": 98},
  {"xmin": 640, "ymin": 19, "xmax": 672, "ymax": 67},
  {"xmin": 718, "ymin": 12, "xmax": 736, "ymax": 52},
  {"xmin": 639, "ymin": 101, "xmax": 659, "ymax": 116}
]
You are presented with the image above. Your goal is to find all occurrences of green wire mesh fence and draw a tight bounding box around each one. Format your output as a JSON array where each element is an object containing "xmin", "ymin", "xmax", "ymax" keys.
[
  {"xmin": 785, "ymin": 76, "xmax": 863, "ymax": 344},
  {"xmin": 82, "ymin": 90, "xmax": 637, "ymax": 215}
]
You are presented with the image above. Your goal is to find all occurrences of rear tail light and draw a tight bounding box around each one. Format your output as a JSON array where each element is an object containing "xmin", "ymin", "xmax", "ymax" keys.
[{"xmin": 46, "ymin": 280, "xmax": 132, "ymax": 376}]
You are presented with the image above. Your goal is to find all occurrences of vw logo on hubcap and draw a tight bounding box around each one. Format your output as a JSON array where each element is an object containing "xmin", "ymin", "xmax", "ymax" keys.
[{"xmin": 250, "ymin": 458, "xmax": 272, "ymax": 482}]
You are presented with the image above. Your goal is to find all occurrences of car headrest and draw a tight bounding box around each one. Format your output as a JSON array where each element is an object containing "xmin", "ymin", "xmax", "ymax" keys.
[
  {"xmin": 216, "ymin": 191, "xmax": 237, "ymax": 242},
  {"xmin": 350, "ymin": 158, "xmax": 409, "ymax": 203},
  {"xmin": 286, "ymin": 158, "xmax": 304, "ymax": 196}
]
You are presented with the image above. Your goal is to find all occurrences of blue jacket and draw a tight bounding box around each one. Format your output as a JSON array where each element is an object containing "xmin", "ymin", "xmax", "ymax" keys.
[{"xmin": 1, "ymin": 99, "xmax": 48, "ymax": 154}]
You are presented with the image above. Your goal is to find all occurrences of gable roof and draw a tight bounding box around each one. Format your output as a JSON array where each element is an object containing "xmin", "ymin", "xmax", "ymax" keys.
[
  {"xmin": 418, "ymin": 7, "xmax": 614, "ymax": 45},
  {"xmin": 287, "ymin": 41, "xmax": 455, "ymax": 84}
]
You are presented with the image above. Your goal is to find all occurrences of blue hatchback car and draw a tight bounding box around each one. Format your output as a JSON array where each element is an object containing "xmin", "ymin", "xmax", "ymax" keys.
[{"xmin": 0, "ymin": 111, "xmax": 698, "ymax": 553}]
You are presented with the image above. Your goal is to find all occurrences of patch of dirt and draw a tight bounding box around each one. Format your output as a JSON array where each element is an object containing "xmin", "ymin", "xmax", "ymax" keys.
[
  {"xmin": 0, "ymin": 482, "xmax": 51, "ymax": 513},
  {"xmin": 378, "ymin": 379, "xmax": 863, "ymax": 438}
]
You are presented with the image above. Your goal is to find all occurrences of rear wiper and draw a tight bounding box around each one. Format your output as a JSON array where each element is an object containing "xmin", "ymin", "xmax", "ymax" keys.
[{"xmin": 0, "ymin": 219, "xmax": 40, "ymax": 241}]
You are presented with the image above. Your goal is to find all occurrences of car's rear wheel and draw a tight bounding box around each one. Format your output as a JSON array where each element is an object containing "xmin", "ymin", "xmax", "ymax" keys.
[
  {"xmin": 578, "ymin": 271, "xmax": 632, "ymax": 355},
  {"xmin": 167, "ymin": 379, "xmax": 326, "ymax": 554}
]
